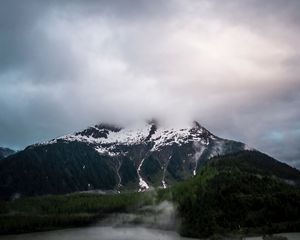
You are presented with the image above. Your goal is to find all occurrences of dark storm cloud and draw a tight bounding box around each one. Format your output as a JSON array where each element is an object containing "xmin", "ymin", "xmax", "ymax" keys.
[{"xmin": 0, "ymin": 0, "xmax": 299, "ymax": 166}]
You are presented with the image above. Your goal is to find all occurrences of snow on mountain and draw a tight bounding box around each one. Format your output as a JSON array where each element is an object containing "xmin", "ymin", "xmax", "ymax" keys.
[
  {"xmin": 33, "ymin": 121, "xmax": 247, "ymax": 192},
  {"xmin": 41, "ymin": 121, "xmax": 217, "ymax": 156},
  {"xmin": 0, "ymin": 120, "xmax": 247, "ymax": 197}
]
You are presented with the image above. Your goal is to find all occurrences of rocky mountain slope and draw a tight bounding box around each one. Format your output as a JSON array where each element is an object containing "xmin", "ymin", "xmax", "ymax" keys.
[
  {"xmin": 0, "ymin": 147, "xmax": 15, "ymax": 160},
  {"xmin": 0, "ymin": 121, "xmax": 248, "ymax": 199}
]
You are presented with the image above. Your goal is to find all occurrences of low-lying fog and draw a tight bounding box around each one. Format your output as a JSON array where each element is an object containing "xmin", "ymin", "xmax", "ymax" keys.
[
  {"xmin": 0, "ymin": 226, "xmax": 190, "ymax": 240},
  {"xmin": 1, "ymin": 200, "xmax": 300, "ymax": 240}
]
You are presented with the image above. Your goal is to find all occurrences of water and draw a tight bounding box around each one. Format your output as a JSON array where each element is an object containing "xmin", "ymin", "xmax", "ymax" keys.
[
  {"xmin": 0, "ymin": 226, "xmax": 193, "ymax": 240},
  {"xmin": 0, "ymin": 201, "xmax": 187, "ymax": 240},
  {"xmin": 0, "ymin": 225, "xmax": 299, "ymax": 240},
  {"xmin": 245, "ymin": 233, "xmax": 300, "ymax": 240}
]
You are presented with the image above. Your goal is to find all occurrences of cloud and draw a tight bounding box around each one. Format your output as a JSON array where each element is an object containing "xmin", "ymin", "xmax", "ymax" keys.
[{"xmin": 0, "ymin": 0, "xmax": 299, "ymax": 166}]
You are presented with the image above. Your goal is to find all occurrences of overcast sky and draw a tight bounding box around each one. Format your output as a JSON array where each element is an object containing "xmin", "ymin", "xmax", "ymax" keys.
[{"xmin": 0, "ymin": 0, "xmax": 299, "ymax": 167}]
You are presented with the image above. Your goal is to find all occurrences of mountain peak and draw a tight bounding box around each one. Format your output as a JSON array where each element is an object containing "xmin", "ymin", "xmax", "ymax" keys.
[
  {"xmin": 43, "ymin": 119, "xmax": 217, "ymax": 148},
  {"xmin": 0, "ymin": 147, "xmax": 16, "ymax": 160},
  {"xmin": 95, "ymin": 123, "xmax": 122, "ymax": 132},
  {"xmin": 2, "ymin": 120, "xmax": 249, "ymax": 198},
  {"xmin": 193, "ymin": 120, "xmax": 201, "ymax": 128}
]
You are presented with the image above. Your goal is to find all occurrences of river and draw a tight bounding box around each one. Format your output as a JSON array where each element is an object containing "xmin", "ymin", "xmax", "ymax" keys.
[
  {"xmin": 0, "ymin": 226, "xmax": 194, "ymax": 240},
  {"xmin": 0, "ymin": 225, "xmax": 299, "ymax": 240}
]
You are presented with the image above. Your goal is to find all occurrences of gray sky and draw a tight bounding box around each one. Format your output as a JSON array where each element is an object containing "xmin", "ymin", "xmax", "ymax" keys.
[{"xmin": 0, "ymin": 0, "xmax": 300, "ymax": 167}]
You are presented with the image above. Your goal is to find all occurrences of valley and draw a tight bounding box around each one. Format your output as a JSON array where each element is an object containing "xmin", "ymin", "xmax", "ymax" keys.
[{"xmin": 1, "ymin": 151, "xmax": 300, "ymax": 239}]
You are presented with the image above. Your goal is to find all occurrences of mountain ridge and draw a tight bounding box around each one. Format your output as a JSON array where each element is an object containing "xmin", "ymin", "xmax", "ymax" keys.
[
  {"xmin": 0, "ymin": 120, "xmax": 251, "ymax": 199},
  {"xmin": 34, "ymin": 120, "xmax": 249, "ymax": 188},
  {"xmin": 0, "ymin": 147, "xmax": 15, "ymax": 160}
]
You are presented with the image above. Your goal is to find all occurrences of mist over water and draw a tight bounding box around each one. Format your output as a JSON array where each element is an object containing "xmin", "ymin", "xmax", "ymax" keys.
[
  {"xmin": 1, "ymin": 226, "xmax": 299, "ymax": 240},
  {"xmin": 0, "ymin": 226, "xmax": 187, "ymax": 240},
  {"xmin": 0, "ymin": 200, "xmax": 183, "ymax": 240},
  {"xmin": 100, "ymin": 200, "xmax": 179, "ymax": 230},
  {"xmin": 0, "ymin": 200, "xmax": 191, "ymax": 240}
]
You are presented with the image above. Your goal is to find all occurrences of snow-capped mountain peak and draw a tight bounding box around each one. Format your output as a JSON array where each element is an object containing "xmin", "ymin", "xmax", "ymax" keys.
[
  {"xmin": 42, "ymin": 120, "xmax": 216, "ymax": 151},
  {"xmin": 8, "ymin": 120, "xmax": 248, "ymax": 196}
]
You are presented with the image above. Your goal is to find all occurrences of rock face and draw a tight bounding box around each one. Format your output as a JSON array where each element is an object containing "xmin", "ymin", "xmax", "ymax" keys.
[{"xmin": 0, "ymin": 121, "xmax": 247, "ymax": 199}]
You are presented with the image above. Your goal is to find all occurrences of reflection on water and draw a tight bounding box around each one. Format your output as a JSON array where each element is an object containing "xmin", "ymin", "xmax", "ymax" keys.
[{"xmin": 0, "ymin": 226, "xmax": 192, "ymax": 240}]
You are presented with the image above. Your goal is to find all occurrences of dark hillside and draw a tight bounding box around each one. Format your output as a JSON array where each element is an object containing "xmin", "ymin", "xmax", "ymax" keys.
[{"xmin": 159, "ymin": 151, "xmax": 300, "ymax": 238}]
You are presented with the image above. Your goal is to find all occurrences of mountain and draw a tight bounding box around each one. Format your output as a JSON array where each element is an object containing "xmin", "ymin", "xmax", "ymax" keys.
[
  {"xmin": 168, "ymin": 151, "xmax": 300, "ymax": 237},
  {"xmin": 0, "ymin": 121, "xmax": 249, "ymax": 199},
  {"xmin": 0, "ymin": 147, "xmax": 15, "ymax": 160},
  {"xmin": 1, "ymin": 150, "xmax": 300, "ymax": 237}
]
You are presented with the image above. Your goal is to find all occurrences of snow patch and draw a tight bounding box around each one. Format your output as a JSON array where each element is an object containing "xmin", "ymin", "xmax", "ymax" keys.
[
  {"xmin": 137, "ymin": 158, "xmax": 149, "ymax": 192},
  {"xmin": 162, "ymin": 179, "xmax": 167, "ymax": 189},
  {"xmin": 39, "ymin": 122, "xmax": 214, "ymax": 157},
  {"xmin": 243, "ymin": 144, "xmax": 254, "ymax": 151},
  {"xmin": 193, "ymin": 145, "xmax": 206, "ymax": 176}
]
